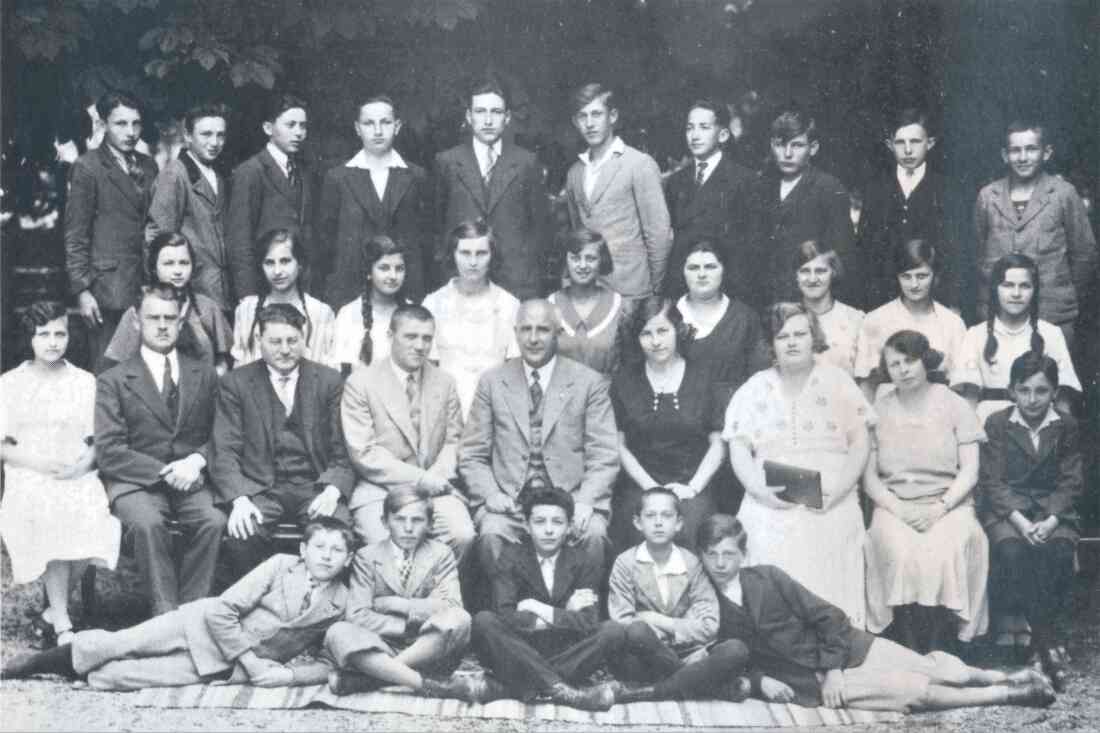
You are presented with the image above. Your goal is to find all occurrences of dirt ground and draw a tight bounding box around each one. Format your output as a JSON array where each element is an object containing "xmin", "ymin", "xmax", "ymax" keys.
[{"xmin": 2, "ymin": 548, "xmax": 1098, "ymax": 733}]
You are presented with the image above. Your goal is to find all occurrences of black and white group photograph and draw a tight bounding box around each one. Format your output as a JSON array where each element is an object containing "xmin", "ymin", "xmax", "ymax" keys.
[{"xmin": 0, "ymin": 1, "xmax": 1097, "ymax": 731}]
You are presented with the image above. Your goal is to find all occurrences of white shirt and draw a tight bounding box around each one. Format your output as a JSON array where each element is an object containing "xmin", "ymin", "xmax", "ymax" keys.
[
  {"xmin": 106, "ymin": 143, "xmax": 131, "ymax": 173},
  {"xmin": 779, "ymin": 174, "xmax": 802, "ymax": 202},
  {"xmin": 390, "ymin": 358, "xmax": 420, "ymax": 394},
  {"xmin": 187, "ymin": 151, "xmax": 218, "ymax": 194},
  {"xmin": 1009, "ymin": 405, "xmax": 1061, "ymax": 451},
  {"xmin": 537, "ymin": 551, "xmax": 559, "ymax": 594},
  {"xmin": 524, "ymin": 355, "xmax": 557, "ymax": 393},
  {"xmin": 266, "ymin": 142, "xmax": 291, "ymax": 178},
  {"xmin": 267, "ymin": 364, "xmax": 300, "ymax": 414},
  {"xmin": 472, "ymin": 138, "xmax": 503, "ymax": 180},
  {"xmin": 720, "ymin": 576, "xmax": 743, "ymax": 607},
  {"xmin": 140, "ymin": 346, "xmax": 179, "ymax": 393},
  {"xmin": 579, "ymin": 136, "xmax": 626, "ymax": 200},
  {"xmin": 345, "ymin": 148, "xmax": 407, "ymax": 200},
  {"xmin": 694, "ymin": 150, "xmax": 722, "ymax": 187},
  {"xmin": 390, "ymin": 539, "xmax": 416, "ymax": 564},
  {"xmin": 896, "ymin": 162, "xmax": 926, "ymax": 199},
  {"xmin": 677, "ymin": 294, "xmax": 729, "ymax": 339},
  {"xmin": 635, "ymin": 543, "xmax": 689, "ymax": 608}
]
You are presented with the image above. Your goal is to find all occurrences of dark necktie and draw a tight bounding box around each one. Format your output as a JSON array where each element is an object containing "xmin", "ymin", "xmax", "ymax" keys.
[
  {"xmin": 286, "ymin": 157, "xmax": 299, "ymax": 189},
  {"xmin": 400, "ymin": 548, "xmax": 414, "ymax": 593},
  {"xmin": 126, "ymin": 152, "xmax": 146, "ymax": 191},
  {"xmin": 406, "ymin": 371, "xmax": 421, "ymax": 443},
  {"xmin": 299, "ymin": 578, "xmax": 317, "ymax": 615},
  {"xmin": 529, "ymin": 369, "xmax": 543, "ymax": 412},
  {"xmin": 162, "ymin": 356, "xmax": 179, "ymax": 422},
  {"xmin": 695, "ymin": 160, "xmax": 708, "ymax": 189}
]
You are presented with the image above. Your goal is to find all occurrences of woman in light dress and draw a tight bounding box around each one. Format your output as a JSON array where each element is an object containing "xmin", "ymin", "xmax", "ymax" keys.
[
  {"xmin": 331, "ymin": 235, "xmax": 413, "ymax": 375},
  {"xmin": 231, "ymin": 228, "xmax": 335, "ymax": 366},
  {"xmin": 0, "ymin": 302, "xmax": 121, "ymax": 646},
  {"xmin": 422, "ymin": 220, "xmax": 519, "ymax": 417},
  {"xmin": 864, "ymin": 330, "xmax": 989, "ymax": 653},
  {"xmin": 792, "ymin": 239, "xmax": 864, "ymax": 375},
  {"xmin": 724, "ymin": 302, "xmax": 873, "ymax": 626}
]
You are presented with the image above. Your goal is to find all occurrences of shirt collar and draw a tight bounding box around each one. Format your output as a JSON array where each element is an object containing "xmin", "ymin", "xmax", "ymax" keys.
[
  {"xmin": 186, "ymin": 149, "xmax": 214, "ymax": 172},
  {"xmin": 390, "ymin": 357, "xmax": 420, "ymax": 387},
  {"xmin": 696, "ymin": 149, "xmax": 722, "ymax": 169},
  {"xmin": 106, "ymin": 143, "xmax": 131, "ymax": 168},
  {"xmin": 346, "ymin": 148, "xmax": 407, "ymax": 170},
  {"xmin": 896, "ymin": 162, "xmax": 927, "ymax": 184},
  {"xmin": 536, "ymin": 550, "xmax": 560, "ymax": 567},
  {"xmin": 523, "ymin": 355, "xmax": 557, "ymax": 387},
  {"xmin": 266, "ymin": 364, "xmax": 300, "ymax": 384},
  {"xmin": 473, "ymin": 137, "xmax": 503, "ymax": 160},
  {"xmin": 1009, "ymin": 405, "xmax": 1060, "ymax": 433},
  {"xmin": 993, "ymin": 317, "xmax": 1035, "ymax": 337},
  {"xmin": 390, "ymin": 539, "xmax": 417, "ymax": 562},
  {"xmin": 140, "ymin": 345, "xmax": 178, "ymax": 375},
  {"xmin": 635, "ymin": 543, "xmax": 688, "ymax": 575},
  {"xmin": 266, "ymin": 142, "xmax": 290, "ymax": 171},
  {"xmin": 579, "ymin": 136, "xmax": 626, "ymax": 166}
]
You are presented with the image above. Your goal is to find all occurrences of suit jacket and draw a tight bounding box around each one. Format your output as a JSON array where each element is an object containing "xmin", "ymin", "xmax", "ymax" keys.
[
  {"xmin": 714, "ymin": 565, "xmax": 875, "ymax": 708},
  {"xmin": 343, "ymin": 538, "xmax": 464, "ymax": 637},
  {"xmin": 607, "ymin": 543, "xmax": 718, "ymax": 653},
  {"xmin": 664, "ymin": 153, "xmax": 756, "ymax": 298},
  {"xmin": 434, "ymin": 140, "xmax": 552, "ymax": 300},
  {"xmin": 859, "ymin": 168, "xmax": 957, "ymax": 309},
  {"xmin": 491, "ymin": 539, "xmax": 602, "ymax": 635},
  {"xmin": 320, "ymin": 160, "xmax": 432, "ymax": 307},
  {"xmin": 979, "ymin": 407, "xmax": 1083, "ymax": 544},
  {"xmin": 225, "ymin": 148, "xmax": 314, "ymax": 300},
  {"xmin": 64, "ymin": 145, "xmax": 158, "ymax": 310},
  {"xmin": 458, "ymin": 356, "xmax": 619, "ymax": 512},
  {"xmin": 749, "ymin": 166, "xmax": 860, "ymax": 310},
  {"xmin": 974, "ymin": 172, "xmax": 1098, "ymax": 324},
  {"xmin": 197, "ymin": 553, "xmax": 347, "ymax": 682},
  {"xmin": 146, "ymin": 153, "xmax": 231, "ymax": 310},
  {"xmin": 210, "ymin": 359, "xmax": 355, "ymax": 503},
  {"xmin": 95, "ymin": 352, "xmax": 219, "ymax": 502},
  {"xmin": 341, "ymin": 358, "xmax": 463, "ymax": 509},
  {"xmin": 565, "ymin": 143, "xmax": 673, "ymax": 298}
]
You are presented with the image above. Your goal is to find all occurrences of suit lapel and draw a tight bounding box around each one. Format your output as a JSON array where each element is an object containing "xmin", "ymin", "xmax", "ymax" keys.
[
  {"xmin": 260, "ymin": 149, "xmax": 299, "ymax": 207},
  {"xmin": 635, "ymin": 560, "xmax": 667, "ymax": 612},
  {"xmin": 1016, "ymin": 174, "xmax": 1054, "ymax": 230},
  {"xmin": 381, "ymin": 167, "xmax": 414, "ymax": 223},
  {"xmin": 404, "ymin": 542, "xmax": 437, "ymax": 597},
  {"xmin": 485, "ymin": 144, "xmax": 521, "ymax": 215},
  {"xmin": 175, "ymin": 355, "xmax": 202, "ymax": 430},
  {"xmin": 587, "ymin": 151, "xmax": 624, "ymax": 207},
  {"xmin": 179, "ymin": 152, "xmax": 219, "ymax": 210},
  {"xmin": 569, "ymin": 163, "xmax": 592, "ymax": 215},
  {"xmin": 455, "ymin": 142, "xmax": 489, "ymax": 213},
  {"xmin": 343, "ymin": 168, "xmax": 386, "ymax": 226},
  {"xmin": 1005, "ymin": 420, "xmax": 1040, "ymax": 460},
  {"xmin": 417, "ymin": 365, "xmax": 447, "ymax": 462},
  {"xmin": 97, "ymin": 146, "xmax": 144, "ymax": 210},
  {"xmin": 122, "ymin": 355, "xmax": 175, "ymax": 431},
  {"xmin": 373, "ymin": 549, "xmax": 406, "ymax": 596},
  {"xmin": 245, "ymin": 364, "xmax": 276, "ymax": 455},
  {"xmin": 297, "ymin": 362, "xmax": 318, "ymax": 459},
  {"xmin": 539, "ymin": 361, "xmax": 574, "ymax": 438},
  {"xmin": 376, "ymin": 359, "xmax": 419, "ymax": 454},
  {"xmin": 502, "ymin": 360, "xmax": 532, "ymax": 442}
]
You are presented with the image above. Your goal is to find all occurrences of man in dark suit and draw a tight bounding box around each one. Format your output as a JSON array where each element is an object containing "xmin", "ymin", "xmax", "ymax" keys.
[
  {"xmin": 748, "ymin": 109, "xmax": 861, "ymax": 310},
  {"xmin": 459, "ymin": 299, "xmax": 619, "ymax": 574},
  {"xmin": 320, "ymin": 95, "xmax": 432, "ymax": 307},
  {"xmin": 212, "ymin": 303, "xmax": 355, "ymax": 579},
  {"xmin": 146, "ymin": 103, "xmax": 232, "ymax": 312},
  {"xmin": 95, "ymin": 285, "xmax": 226, "ymax": 616},
  {"xmin": 65, "ymin": 91, "xmax": 159, "ymax": 372},
  {"xmin": 664, "ymin": 99, "xmax": 755, "ymax": 298},
  {"xmin": 225, "ymin": 93, "xmax": 313, "ymax": 300},
  {"xmin": 471, "ymin": 486, "xmax": 624, "ymax": 710},
  {"xmin": 434, "ymin": 78, "xmax": 551, "ymax": 300}
]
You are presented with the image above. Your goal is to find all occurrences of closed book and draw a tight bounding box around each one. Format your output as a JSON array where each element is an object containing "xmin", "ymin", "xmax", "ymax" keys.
[{"xmin": 763, "ymin": 460, "xmax": 823, "ymax": 509}]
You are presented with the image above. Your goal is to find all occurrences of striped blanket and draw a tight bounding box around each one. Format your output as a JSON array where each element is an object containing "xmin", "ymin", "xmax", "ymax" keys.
[{"xmin": 133, "ymin": 684, "xmax": 901, "ymax": 727}]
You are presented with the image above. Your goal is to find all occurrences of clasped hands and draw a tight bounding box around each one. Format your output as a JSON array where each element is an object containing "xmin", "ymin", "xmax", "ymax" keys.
[
  {"xmin": 1011, "ymin": 512, "xmax": 1059, "ymax": 546},
  {"xmin": 227, "ymin": 485, "xmax": 342, "ymax": 539},
  {"xmin": 517, "ymin": 589, "xmax": 596, "ymax": 629}
]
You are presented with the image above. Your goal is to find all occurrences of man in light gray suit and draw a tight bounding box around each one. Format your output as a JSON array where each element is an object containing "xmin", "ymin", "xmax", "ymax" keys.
[
  {"xmin": 459, "ymin": 299, "xmax": 619, "ymax": 574},
  {"xmin": 342, "ymin": 304, "xmax": 475, "ymax": 562}
]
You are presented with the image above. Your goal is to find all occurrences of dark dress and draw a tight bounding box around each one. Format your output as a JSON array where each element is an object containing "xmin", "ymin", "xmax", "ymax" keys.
[
  {"xmin": 610, "ymin": 361, "xmax": 724, "ymax": 551},
  {"xmin": 679, "ymin": 295, "xmax": 768, "ymax": 398}
]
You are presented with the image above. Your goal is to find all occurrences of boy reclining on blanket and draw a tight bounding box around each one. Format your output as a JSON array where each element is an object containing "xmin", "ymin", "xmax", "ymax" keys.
[
  {"xmin": 696, "ymin": 513, "xmax": 1056, "ymax": 712},
  {"xmin": 3, "ymin": 517, "xmax": 354, "ymax": 690}
]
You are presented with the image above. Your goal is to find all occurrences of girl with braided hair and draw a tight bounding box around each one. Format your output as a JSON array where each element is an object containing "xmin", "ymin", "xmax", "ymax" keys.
[
  {"xmin": 951, "ymin": 254, "xmax": 1080, "ymax": 423},
  {"xmin": 332, "ymin": 235, "xmax": 413, "ymax": 374},
  {"xmin": 231, "ymin": 228, "xmax": 335, "ymax": 366}
]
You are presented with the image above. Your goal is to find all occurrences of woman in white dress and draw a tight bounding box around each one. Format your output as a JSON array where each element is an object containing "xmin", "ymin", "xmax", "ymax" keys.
[
  {"xmin": 854, "ymin": 238, "xmax": 966, "ymax": 403},
  {"xmin": 231, "ymin": 228, "xmax": 335, "ymax": 366},
  {"xmin": 331, "ymin": 235, "xmax": 413, "ymax": 375},
  {"xmin": 724, "ymin": 302, "xmax": 873, "ymax": 626},
  {"xmin": 0, "ymin": 302, "xmax": 121, "ymax": 646},
  {"xmin": 951, "ymin": 253, "xmax": 1081, "ymax": 423},
  {"xmin": 792, "ymin": 240, "xmax": 864, "ymax": 375},
  {"xmin": 422, "ymin": 220, "xmax": 519, "ymax": 417}
]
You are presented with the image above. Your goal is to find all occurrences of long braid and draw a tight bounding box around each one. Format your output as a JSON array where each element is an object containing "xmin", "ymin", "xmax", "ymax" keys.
[
  {"xmin": 246, "ymin": 293, "xmax": 267, "ymax": 353},
  {"xmin": 358, "ymin": 284, "xmax": 375, "ymax": 366},
  {"xmin": 1029, "ymin": 301, "xmax": 1045, "ymax": 357},
  {"xmin": 297, "ymin": 289, "xmax": 314, "ymax": 350},
  {"xmin": 982, "ymin": 310, "xmax": 998, "ymax": 365}
]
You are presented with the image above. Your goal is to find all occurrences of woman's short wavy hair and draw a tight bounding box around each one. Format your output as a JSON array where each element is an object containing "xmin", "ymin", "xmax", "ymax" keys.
[
  {"xmin": 762, "ymin": 302, "xmax": 828, "ymax": 361},
  {"xmin": 878, "ymin": 329, "xmax": 946, "ymax": 383},
  {"xmin": 630, "ymin": 296, "xmax": 693, "ymax": 357},
  {"xmin": 443, "ymin": 219, "xmax": 503, "ymax": 280}
]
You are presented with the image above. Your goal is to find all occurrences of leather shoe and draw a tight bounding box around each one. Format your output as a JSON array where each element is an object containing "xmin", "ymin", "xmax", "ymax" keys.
[
  {"xmin": 423, "ymin": 674, "xmax": 509, "ymax": 704},
  {"xmin": 613, "ymin": 683, "xmax": 658, "ymax": 704},
  {"xmin": 547, "ymin": 681, "xmax": 616, "ymax": 711},
  {"xmin": 328, "ymin": 670, "xmax": 382, "ymax": 696},
  {"xmin": 1038, "ymin": 646, "xmax": 1070, "ymax": 692},
  {"xmin": 1002, "ymin": 680, "xmax": 1056, "ymax": 708}
]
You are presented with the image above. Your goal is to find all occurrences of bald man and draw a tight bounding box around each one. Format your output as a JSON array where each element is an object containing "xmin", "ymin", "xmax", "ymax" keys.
[{"xmin": 458, "ymin": 300, "xmax": 619, "ymax": 574}]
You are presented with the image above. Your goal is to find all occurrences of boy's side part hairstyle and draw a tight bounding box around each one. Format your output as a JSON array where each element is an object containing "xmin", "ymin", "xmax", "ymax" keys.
[
  {"xmin": 571, "ymin": 83, "xmax": 616, "ymax": 117},
  {"xmin": 184, "ymin": 102, "xmax": 230, "ymax": 133},
  {"xmin": 265, "ymin": 92, "xmax": 308, "ymax": 123},
  {"xmin": 887, "ymin": 107, "xmax": 933, "ymax": 138},
  {"xmin": 1005, "ymin": 119, "xmax": 1048, "ymax": 147},
  {"xmin": 984, "ymin": 254, "xmax": 1044, "ymax": 365},
  {"xmin": 469, "ymin": 77, "xmax": 510, "ymax": 108},
  {"xmin": 695, "ymin": 513, "xmax": 748, "ymax": 554},
  {"xmin": 302, "ymin": 515, "xmax": 357, "ymax": 551},
  {"xmin": 256, "ymin": 301, "xmax": 307, "ymax": 334},
  {"xmin": 688, "ymin": 98, "xmax": 731, "ymax": 129},
  {"xmin": 521, "ymin": 485, "xmax": 575, "ymax": 521},
  {"xmin": 1009, "ymin": 350, "xmax": 1060, "ymax": 390},
  {"xmin": 96, "ymin": 90, "xmax": 144, "ymax": 121},
  {"xmin": 634, "ymin": 485, "xmax": 681, "ymax": 518},
  {"xmin": 770, "ymin": 107, "xmax": 818, "ymax": 144},
  {"xmin": 382, "ymin": 484, "xmax": 434, "ymax": 522}
]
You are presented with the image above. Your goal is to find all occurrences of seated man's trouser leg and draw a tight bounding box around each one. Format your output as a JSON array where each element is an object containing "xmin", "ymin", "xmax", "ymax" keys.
[
  {"xmin": 472, "ymin": 611, "xmax": 626, "ymax": 696},
  {"xmin": 224, "ymin": 482, "xmax": 351, "ymax": 580},
  {"xmin": 613, "ymin": 620, "xmax": 686, "ymax": 684},
  {"xmin": 351, "ymin": 483, "xmax": 475, "ymax": 563},
  {"xmin": 475, "ymin": 506, "xmax": 609, "ymax": 572},
  {"xmin": 72, "ymin": 609, "xmax": 203, "ymax": 690},
  {"xmin": 838, "ymin": 637, "xmax": 973, "ymax": 712},
  {"xmin": 111, "ymin": 484, "xmax": 226, "ymax": 615},
  {"xmin": 326, "ymin": 608, "xmax": 472, "ymax": 670}
]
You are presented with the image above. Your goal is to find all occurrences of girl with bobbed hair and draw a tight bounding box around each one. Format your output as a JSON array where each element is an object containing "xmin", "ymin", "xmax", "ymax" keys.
[
  {"xmin": 864, "ymin": 330, "xmax": 989, "ymax": 653},
  {"xmin": 792, "ymin": 240, "xmax": 865, "ymax": 374},
  {"xmin": 854, "ymin": 238, "xmax": 966, "ymax": 403},
  {"xmin": 547, "ymin": 228, "xmax": 627, "ymax": 376},
  {"xmin": 331, "ymin": 235, "xmax": 414, "ymax": 374},
  {"xmin": 723, "ymin": 302, "xmax": 873, "ymax": 626},
  {"xmin": 951, "ymin": 253, "xmax": 1080, "ymax": 422},
  {"xmin": 0, "ymin": 301, "xmax": 121, "ymax": 647}
]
